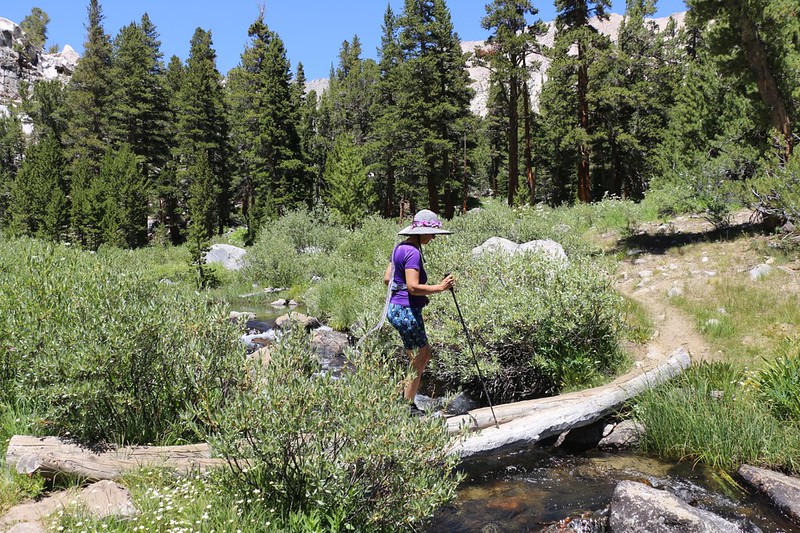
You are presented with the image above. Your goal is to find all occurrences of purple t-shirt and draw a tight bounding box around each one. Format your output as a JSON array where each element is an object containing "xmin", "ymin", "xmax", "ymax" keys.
[{"xmin": 390, "ymin": 243, "xmax": 428, "ymax": 308}]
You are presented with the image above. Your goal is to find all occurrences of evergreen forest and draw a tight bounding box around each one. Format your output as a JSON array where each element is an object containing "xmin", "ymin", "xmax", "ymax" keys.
[{"xmin": 1, "ymin": 0, "xmax": 798, "ymax": 251}]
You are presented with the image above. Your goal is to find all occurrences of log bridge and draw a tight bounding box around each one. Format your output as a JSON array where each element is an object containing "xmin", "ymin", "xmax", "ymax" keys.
[{"xmin": 4, "ymin": 348, "xmax": 690, "ymax": 480}]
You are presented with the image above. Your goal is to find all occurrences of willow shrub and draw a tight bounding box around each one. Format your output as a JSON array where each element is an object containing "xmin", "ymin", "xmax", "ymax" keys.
[
  {"xmin": 204, "ymin": 325, "xmax": 460, "ymax": 532},
  {"xmin": 633, "ymin": 362, "xmax": 800, "ymax": 472},
  {"xmin": 0, "ymin": 239, "xmax": 244, "ymax": 445}
]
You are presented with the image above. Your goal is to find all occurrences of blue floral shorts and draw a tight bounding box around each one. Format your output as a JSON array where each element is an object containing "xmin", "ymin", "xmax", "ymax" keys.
[{"xmin": 387, "ymin": 304, "xmax": 428, "ymax": 350}]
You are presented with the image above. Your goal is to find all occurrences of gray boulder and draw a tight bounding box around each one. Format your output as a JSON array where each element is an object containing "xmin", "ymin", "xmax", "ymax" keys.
[
  {"xmin": 276, "ymin": 311, "xmax": 321, "ymax": 330},
  {"xmin": 609, "ymin": 481, "xmax": 742, "ymax": 532},
  {"xmin": 311, "ymin": 328, "xmax": 349, "ymax": 360},
  {"xmin": 472, "ymin": 237, "xmax": 568, "ymax": 265},
  {"xmin": 205, "ymin": 244, "xmax": 246, "ymax": 270},
  {"xmin": 738, "ymin": 464, "xmax": 800, "ymax": 524},
  {"xmin": 598, "ymin": 420, "xmax": 644, "ymax": 450},
  {"xmin": 749, "ymin": 264, "xmax": 773, "ymax": 280}
]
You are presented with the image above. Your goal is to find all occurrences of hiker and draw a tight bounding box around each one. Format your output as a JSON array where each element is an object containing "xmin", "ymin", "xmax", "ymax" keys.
[{"xmin": 384, "ymin": 209, "xmax": 454, "ymax": 414}]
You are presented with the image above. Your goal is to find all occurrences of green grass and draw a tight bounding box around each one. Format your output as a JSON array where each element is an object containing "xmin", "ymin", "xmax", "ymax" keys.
[
  {"xmin": 633, "ymin": 362, "xmax": 800, "ymax": 473},
  {"xmin": 672, "ymin": 275, "xmax": 800, "ymax": 367}
]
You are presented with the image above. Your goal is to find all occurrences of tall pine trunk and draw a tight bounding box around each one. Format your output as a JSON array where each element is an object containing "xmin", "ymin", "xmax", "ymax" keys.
[
  {"xmin": 577, "ymin": 41, "xmax": 591, "ymax": 203},
  {"xmin": 522, "ymin": 75, "xmax": 534, "ymax": 203},
  {"xmin": 727, "ymin": 0, "xmax": 793, "ymax": 160},
  {"xmin": 507, "ymin": 76, "xmax": 520, "ymax": 206}
]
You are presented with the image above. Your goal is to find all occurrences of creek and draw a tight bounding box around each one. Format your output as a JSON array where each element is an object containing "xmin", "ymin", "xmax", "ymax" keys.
[
  {"xmin": 239, "ymin": 307, "xmax": 796, "ymax": 533},
  {"xmin": 430, "ymin": 446, "xmax": 796, "ymax": 532}
]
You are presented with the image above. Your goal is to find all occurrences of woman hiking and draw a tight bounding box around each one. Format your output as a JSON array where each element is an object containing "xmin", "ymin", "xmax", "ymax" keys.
[{"xmin": 384, "ymin": 209, "xmax": 454, "ymax": 416}]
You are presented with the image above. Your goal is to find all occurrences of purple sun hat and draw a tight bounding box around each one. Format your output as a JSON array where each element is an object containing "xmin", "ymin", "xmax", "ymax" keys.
[{"xmin": 397, "ymin": 209, "xmax": 453, "ymax": 236}]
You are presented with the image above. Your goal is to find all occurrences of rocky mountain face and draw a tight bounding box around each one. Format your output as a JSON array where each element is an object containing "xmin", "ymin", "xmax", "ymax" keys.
[
  {"xmin": 0, "ymin": 17, "xmax": 79, "ymax": 104},
  {"xmin": 308, "ymin": 12, "xmax": 686, "ymax": 117}
]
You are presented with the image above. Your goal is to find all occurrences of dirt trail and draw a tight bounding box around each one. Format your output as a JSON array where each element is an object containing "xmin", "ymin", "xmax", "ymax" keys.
[{"xmin": 612, "ymin": 209, "xmax": 765, "ymax": 365}]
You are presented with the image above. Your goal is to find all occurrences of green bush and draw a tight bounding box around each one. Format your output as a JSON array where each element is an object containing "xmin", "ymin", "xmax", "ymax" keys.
[
  {"xmin": 755, "ymin": 352, "xmax": 800, "ymax": 422},
  {"xmin": 0, "ymin": 239, "xmax": 244, "ymax": 445},
  {"xmin": 425, "ymin": 250, "xmax": 627, "ymax": 402},
  {"xmin": 751, "ymin": 154, "xmax": 800, "ymax": 226},
  {"xmin": 633, "ymin": 362, "xmax": 800, "ymax": 472},
  {"xmin": 203, "ymin": 326, "xmax": 460, "ymax": 532}
]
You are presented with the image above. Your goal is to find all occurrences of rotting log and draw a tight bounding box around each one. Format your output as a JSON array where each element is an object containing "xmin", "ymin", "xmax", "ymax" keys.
[
  {"xmin": 5, "ymin": 436, "xmax": 225, "ymax": 481},
  {"xmin": 447, "ymin": 347, "xmax": 691, "ymax": 458}
]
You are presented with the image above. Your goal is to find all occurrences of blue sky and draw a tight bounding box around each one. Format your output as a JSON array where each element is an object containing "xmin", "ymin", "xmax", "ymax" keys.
[{"xmin": 6, "ymin": 0, "xmax": 687, "ymax": 81}]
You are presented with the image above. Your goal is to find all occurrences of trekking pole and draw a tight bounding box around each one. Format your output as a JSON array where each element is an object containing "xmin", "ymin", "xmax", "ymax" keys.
[{"xmin": 448, "ymin": 284, "xmax": 500, "ymax": 429}]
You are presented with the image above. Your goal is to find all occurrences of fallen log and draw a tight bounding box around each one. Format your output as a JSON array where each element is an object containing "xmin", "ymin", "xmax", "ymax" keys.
[
  {"xmin": 5, "ymin": 436, "xmax": 225, "ymax": 481},
  {"xmin": 447, "ymin": 347, "xmax": 690, "ymax": 458}
]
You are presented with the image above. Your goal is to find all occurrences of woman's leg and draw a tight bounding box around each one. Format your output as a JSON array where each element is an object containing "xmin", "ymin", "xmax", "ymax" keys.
[{"xmin": 404, "ymin": 344, "xmax": 432, "ymax": 401}]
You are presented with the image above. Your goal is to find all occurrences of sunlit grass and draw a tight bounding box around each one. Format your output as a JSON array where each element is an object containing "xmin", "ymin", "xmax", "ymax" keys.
[{"xmin": 672, "ymin": 272, "xmax": 800, "ymax": 367}]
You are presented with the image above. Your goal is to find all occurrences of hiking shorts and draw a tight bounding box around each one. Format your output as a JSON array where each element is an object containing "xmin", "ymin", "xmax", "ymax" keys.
[{"xmin": 387, "ymin": 304, "xmax": 428, "ymax": 350}]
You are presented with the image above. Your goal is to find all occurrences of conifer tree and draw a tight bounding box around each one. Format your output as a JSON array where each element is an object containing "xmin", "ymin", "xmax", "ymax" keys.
[
  {"xmin": 479, "ymin": 0, "xmax": 545, "ymax": 206},
  {"xmin": 158, "ymin": 55, "xmax": 185, "ymax": 243},
  {"xmin": 108, "ymin": 14, "xmax": 170, "ymax": 183},
  {"xmin": 688, "ymin": 0, "xmax": 798, "ymax": 160},
  {"xmin": 396, "ymin": 0, "xmax": 473, "ymax": 216},
  {"xmin": 186, "ymin": 150, "xmax": 216, "ymax": 288},
  {"xmin": 98, "ymin": 144, "xmax": 149, "ymax": 248},
  {"xmin": 324, "ymin": 134, "xmax": 376, "ymax": 227},
  {"xmin": 20, "ymin": 79, "xmax": 67, "ymax": 142},
  {"xmin": 6, "ymin": 135, "xmax": 67, "ymax": 241},
  {"xmin": 369, "ymin": 5, "xmax": 406, "ymax": 216},
  {"xmin": 64, "ymin": 0, "xmax": 112, "ymax": 167},
  {"xmin": 19, "ymin": 8, "xmax": 50, "ymax": 51},
  {"xmin": 553, "ymin": 0, "xmax": 610, "ymax": 202},
  {"xmin": 174, "ymin": 28, "xmax": 230, "ymax": 235},
  {"xmin": 227, "ymin": 12, "xmax": 305, "ymax": 244},
  {"xmin": 0, "ymin": 113, "xmax": 25, "ymax": 224}
]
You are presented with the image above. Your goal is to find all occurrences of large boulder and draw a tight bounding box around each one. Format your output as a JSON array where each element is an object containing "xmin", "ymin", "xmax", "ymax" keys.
[
  {"xmin": 471, "ymin": 236, "xmax": 568, "ymax": 265},
  {"xmin": 608, "ymin": 481, "xmax": 742, "ymax": 532},
  {"xmin": 205, "ymin": 243, "xmax": 246, "ymax": 270},
  {"xmin": 738, "ymin": 464, "xmax": 800, "ymax": 524}
]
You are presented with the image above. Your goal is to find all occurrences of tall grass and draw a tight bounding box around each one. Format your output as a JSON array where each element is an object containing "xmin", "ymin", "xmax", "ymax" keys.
[{"xmin": 633, "ymin": 362, "xmax": 800, "ymax": 472}]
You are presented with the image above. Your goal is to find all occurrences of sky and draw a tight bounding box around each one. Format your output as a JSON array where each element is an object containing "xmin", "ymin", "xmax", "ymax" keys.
[{"xmin": 5, "ymin": 0, "xmax": 688, "ymax": 81}]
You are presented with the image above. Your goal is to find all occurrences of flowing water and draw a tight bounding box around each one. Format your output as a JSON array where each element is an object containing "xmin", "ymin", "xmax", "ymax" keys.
[{"xmin": 430, "ymin": 447, "xmax": 797, "ymax": 532}]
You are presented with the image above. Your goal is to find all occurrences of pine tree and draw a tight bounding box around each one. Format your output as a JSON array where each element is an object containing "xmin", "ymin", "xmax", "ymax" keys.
[
  {"xmin": 227, "ymin": 12, "xmax": 305, "ymax": 244},
  {"xmin": 186, "ymin": 150, "xmax": 216, "ymax": 288},
  {"xmin": 553, "ymin": 0, "xmax": 610, "ymax": 202},
  {"xmin": 19, "ymin": 7, "xmax": 50, "ymax": 51},
  {"xmin": 368, "ymin": 5, "xmax": 407, "ymax": 216},
  {"xmin": 479, "ymin": 0, "xmax": 545, "ymax": 206},
  {"xmin": 173, "ymin": 28, "xmax": 230, "ymax": 235},
  {"xmin": 98, "ymin": 144, "xmax": 149, "ymax": 248},
  {"xmin": 0, "ymin": 112, "xmax": 25, "ymax": 224},
  {"xmin": 688, "ymin": 0, "xmax": 798, "ymax": 160},
  {"xmin": 6, "ymin": 135, "xmax": 67, "ymax": 241},
  {"xmin": 20, "ymin": 79, "xmax": 67, "ymax": 141},
  {"xmin": 396, "ymin": 0, "xmax": 473, "ymax": 216},
  {"xmin": 324, "ymin": 134, "xmax": 376, "ymax": 228},
  {"xmin": 64, "ymin": 0, "xmax": 112, "ymax": 167},
  {"xmin": 158, "ymin": 55, "xmax": 184, "ymax": 243},
  {"xmin": 108, "ymin": 14, "xmax": 170, "ymax": 183}
]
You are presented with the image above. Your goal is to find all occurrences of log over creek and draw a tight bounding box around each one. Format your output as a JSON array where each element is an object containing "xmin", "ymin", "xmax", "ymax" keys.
[{"xmin": 5, "ymin": 348, "xmax": 690, "ymax": 482}]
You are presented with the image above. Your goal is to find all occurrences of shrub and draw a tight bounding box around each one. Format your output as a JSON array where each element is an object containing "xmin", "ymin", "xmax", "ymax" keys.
[
  {"xmin": 751, "ymin": 154, "xmax": 800, "ymax": 226},
  {"xmin": 203, "ymin": 326, "xmax": 461, "ymax": 532},
  {"xmin": 755, "ymin": 352, "xmax": 800, "ymax": 423},
  {"xmin": 425, "ymin": 248, "xmax": 627, "ymax": 402},
  {"xmin": 0, "ymin": 239, "xmax": 244, "ymax": 445},
  {"xmin": 633, "ymin": 362, "xmax": 800, "ymax": 472}
]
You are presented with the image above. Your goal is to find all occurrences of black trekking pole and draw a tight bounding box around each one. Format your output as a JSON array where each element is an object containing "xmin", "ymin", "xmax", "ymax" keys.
[{"xmin": 448, "ymin": 285, "xmax": 500, "ymax": 429}]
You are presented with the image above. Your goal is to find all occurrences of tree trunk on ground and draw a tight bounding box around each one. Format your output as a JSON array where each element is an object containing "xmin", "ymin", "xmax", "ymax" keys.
[{"xmin": 5, "ymin": 436, "xmax": 223, "ymax": 481}]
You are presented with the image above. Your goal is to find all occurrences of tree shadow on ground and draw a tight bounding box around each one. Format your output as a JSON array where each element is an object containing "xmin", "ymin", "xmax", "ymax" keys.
[{"xmin": 611, "ymin": 219, "xmax": 770, "ymax": 257}]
